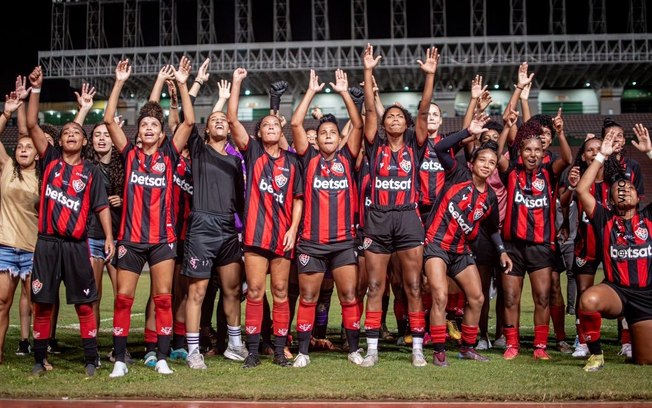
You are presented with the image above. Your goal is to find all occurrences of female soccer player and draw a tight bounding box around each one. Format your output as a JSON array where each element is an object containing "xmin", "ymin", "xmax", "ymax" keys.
[
  {"xmin": 227, "ymin": 68, "xmax": 303, "ymax": 368},
  {"xmin": 289, "ymin": 68, "xmax": 363, "ymax": 367},
  {"xmin": 576, "ymin": 124, "xmax": 652, "ymax": 371},
  {"xmin": 104, "ymin": 57, "xmax": 195, "ymax": 377}
]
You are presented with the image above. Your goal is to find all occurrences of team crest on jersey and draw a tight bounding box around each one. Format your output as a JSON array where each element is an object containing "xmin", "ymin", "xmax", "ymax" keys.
[
  {"xmin": 72, "ymin": 179, "xmax": 86, "ymax": 193},
  {"xmin": 532, "ymin": 178, "xmax": 545, "ymax": 192},
  {"xmin": 331, "ymin": 162, "xmax": 344, "ymax": 176},
  {"xmin": 152, "ymin": 162, "xmax": 166, "ymax": 173},
  {"xmin": 635, "ymin": 227, "xmax": 649, "ymax": 241},
  {"xmin": 32, "ymin": 279, "xmax": 43, "ymax": 294},
  {"xmin": 117, "ymin": 245, "xmax": 127, "ymax": 259},
  {"xmin": 363, "ymin": 237, "xmax": 372, "ymax": 250},
  {"xmin": 245, "ymin": 326, "xmax": 257, "ymax": 334},
  {"xmin": 299, "ymin": 253, "xmax": 310, "ymax": 266},
  {"xmin": 575, "ymin": 257, "xmax": 587, "ymax": 267},
  {"xmin": 399, "ymin": 160, "xmax": 412, "ymax": 173},
  {"xmin": 473, "ymin": 208, "xmax": 484, "ymax": 221},
  {"xmin": 274, "ymin": 174, "xmax": 288, "ymax": 188}
]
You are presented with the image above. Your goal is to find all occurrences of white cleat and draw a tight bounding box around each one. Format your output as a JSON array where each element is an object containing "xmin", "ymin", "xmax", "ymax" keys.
[
  {"xmin": 155, "ymin": 359, "xmax": 174, "ymax": 375},
  {"xmin": 292, "ymin": 353, "xmax": 311, "ymax": 368},
  {"xmin": 109, "ymin": 361, "xmax": 128, "ymax": 378},
  {"xmin": 347, "ymin": 349, "xmax": 364, "ymax": 365}
]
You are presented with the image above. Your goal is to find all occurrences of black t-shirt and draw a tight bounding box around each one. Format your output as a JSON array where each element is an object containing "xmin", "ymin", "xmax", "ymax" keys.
[{"xmin": 87, "ymin": 161, "xmax": 122, "ymax": 239}]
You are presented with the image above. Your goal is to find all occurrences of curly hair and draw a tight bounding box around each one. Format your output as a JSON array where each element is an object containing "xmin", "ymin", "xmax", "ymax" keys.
[
  {"xmin": 511, "ymin": 120, "xmax": 543, "ymax": 158},
  {"xmin": 527, "ymin": 114, "xmax": 556, "ymax": 140},
  {"xmin": 316, "ymin": 113, "xmax": 340, "ymax": 135},
  {"xmin": 381, "ymin": 104, "xmax": 415, "ymax": 129},
  {"xmin": 573, "ymin": 137, "xmax": 602, "ymax": 175},
  {"xmin": 41, "ymin": 123, "xmax": 60, "ymax": 146},
  {"xmin": 86, "ymin": 122, "xmax": 125, "ymax": 197},
  {"xmin": 137, "ymin": 101, "xmax": 164, "ymax": 128}
]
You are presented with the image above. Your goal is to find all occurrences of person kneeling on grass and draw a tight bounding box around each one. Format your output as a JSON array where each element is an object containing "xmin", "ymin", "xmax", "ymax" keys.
[
  {"xmin": 575, "ymin": 124, "xmax": 652, "ymax": 372},
  {"xmin": 26, "ymin": 66, "xmax": 115, "ymax": 377}
]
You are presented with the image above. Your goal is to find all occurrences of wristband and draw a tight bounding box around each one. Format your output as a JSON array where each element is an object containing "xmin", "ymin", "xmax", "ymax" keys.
[
  {"xmin": 647, "ymin": 151, "xmax": 652, "ymax": 160},
  {"xmin": 567, "ymin": 185, "xmax": 576, "ymax": 191},
  {"xmin": 595, "ymin": 152, "xmax": 606, "ymax": 164},
  {"xmin": 516, "ymin": 85, "xmax": 524, "ymax": 90},
  {"xmin": 169, "ymin": 105, "xmax": 178, "ymax": 109},
  {"xmin": 194, "ymin": 80, "xmax": 203, "ymax": 86},
  {"xmin": 31, "ymin": 88, "xmax": 41, "ymax": 94},
  {"xmin": 2, "ymin": 111, "xmax": 11, "ymax": 119}
]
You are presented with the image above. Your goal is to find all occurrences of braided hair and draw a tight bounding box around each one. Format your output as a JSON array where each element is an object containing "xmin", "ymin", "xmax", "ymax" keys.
[{"xmin": 510, "ymin": 120, "xmax": 543, "ymax": 159}]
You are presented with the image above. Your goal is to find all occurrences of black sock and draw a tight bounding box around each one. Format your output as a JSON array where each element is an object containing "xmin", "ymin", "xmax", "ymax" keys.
[
  {"xmin": 345, "ymin": 328, "xmax": 360, "ymax": 352},
  {"xmin": 298, "ymin": 331, "xmax": 311, "ymax": 355},
  {"xmin": 156, "ymin": 335, "xmax": 171, "ymax": 361},
  {"xmin": 247, "ymin": 333, "xmax": 260, "ymax": 356},
  {"xmin": 82, "ymin": 338, "xmax": 98, "ymax": 365}
]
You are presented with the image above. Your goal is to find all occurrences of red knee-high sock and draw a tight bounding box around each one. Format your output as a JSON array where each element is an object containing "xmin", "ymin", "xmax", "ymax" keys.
[
  {"xmin": 430, "ymin": 324, "xmax": 447, "ymax": 347},
  {"xmin": 144, "ymin": 328, "xmax": 158, "ymax": 344},
  {"xmin": 341, "ymin": 300, "xmax": 361, "ymax": 330},
  {"xmin": 245, "ymin": 297, "xmax": 264, "ymax": 335},
  {"xmin": 579, "ymin": 310, "xmax": 602, "ymax": 344},
  {"xmin": 364, "ymin": 310, "xmax": 382, "ymax": 331},
  {"xmin": 455, "ymin": 292, "xmax": 466, "ymax": 316},
  {"xmin": 533, "ymin": 325, "xmax": 549, "ymax": 349},
  {"xmin": 446, "ymin": 293, "xmax": 458, "ymax": 314},
  {"xmin": 621, "ymin": 328, "xmax": 631, "ymax": 345},
  {"xmin": 113, "ymin": 294, "xmax": 134, "ymax": 337},
  {"xmin": 296, "ymin": 299, "xmax": 317, "ymax": 333},
  {"xmin": 504, "ymin": 326, "xmax": 519, "ymax": 349},
  {"xmin": 272, "ymin": 300, "xmax": 290, "ymax": 337},
  {"xmin": 153, "ymin": 294, "xmax": 173, "ymax": 336},
  {"xmin": 408, "ymin": 311, "xmax": 426, "ymax": 337},
  {"xmin": 550, "ymin": 304, "xmax": 566, "ymax": 341},
  {"xmin": 33, "ymin": 303, "xmax": 54, "ymax": 340},
  {"xmin": 75, "ymin": 303, "xmax": 97, "ymax": 339},
  {"xmin": 173, "ymin": 320, "xmax": 186, "ymax": 337},
  {"xmin": 461, "ymin": 324, "xmax": 478, "ymax": 347}
]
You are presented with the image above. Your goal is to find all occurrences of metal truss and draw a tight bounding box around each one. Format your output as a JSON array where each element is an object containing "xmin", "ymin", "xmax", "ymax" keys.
[
  {"xmin": 197, "ymin": 0, "xmax": 217, "ymax": 44},
  {"xmin": 86, "ymin": 0, "xmax": 101, "ymax": 49},
  {"xmin": 510, "ymin": 0, "xmax": 527, "ymax": 35},
  {"xmin": 159, "ymin": 0, "xmax": 178, "ymax": 46},
  {"xmin": 589, "ymin": 0, "xmax": 607, "ymax": 34},
  {"xmin": 549, "ymin": 0, "xmax": 566, "ymax": 35},
  {"xmin": 235, "ymin": 0, "xmax": 254, "ymax": 43},
  {"xmin": 431, "ymin": 0, "xmax": 446, "ymax": 38},
  {"xmin": 274, "ymin": 0, "xmax": 291, "ymax": 42},
  {"xmin": 312, "ymin": 0, "xmax": 329, "ymax": 41},
  {"xmin": 122, "ymin": 0, "xmax": 140, "ymax": 47},
  {"xmin": 39, "ymin": 34, "xmax": 652, "ymax": 100},
  {"xmin": 391, "ymin": 0, "xmax": 407, "ymax": 39},
  {"xmin": 470, "ymin": 0, "xmax": 486, "ymax": 37},
  {"xmin": 351, "ymin": 0, "xmax": 367, "ymax": 40},
  {"xmin": 50, "ymin": 1, "xmax": 66, "ymax": 51},
  {"xmin": 629, "ymin": 0, "xmax": 647, "ymax": 33}
]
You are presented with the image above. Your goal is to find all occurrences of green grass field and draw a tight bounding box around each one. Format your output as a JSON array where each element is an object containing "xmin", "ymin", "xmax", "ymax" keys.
[{"xmin": 1, "ymin": 271, "xmax": 650, "ymax": 401}]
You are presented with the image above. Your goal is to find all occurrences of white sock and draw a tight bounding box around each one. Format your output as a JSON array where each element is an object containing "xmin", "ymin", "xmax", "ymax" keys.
[
  {"xmin": 412, "ymin": 337, "xmax": 423, "ymax": 350},
  {"xmin": 187, "ymin": 332, "xmax": 200, "ymax": 355},
  {"xmin": 367, "ymin": 338, "xmax": 379, "ymax": 352},
  {"xmin": 228, "ymin": 325, "xmax": 242, "ymax": 348}
]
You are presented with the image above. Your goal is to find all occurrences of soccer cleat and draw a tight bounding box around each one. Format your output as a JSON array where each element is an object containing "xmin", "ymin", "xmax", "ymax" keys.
[
  {"xmin": 155, "ymin": 359, "xmax": 174, "ymax": 375},
  {"xmin": 618, "ymin": 343, "xmax": 632, "ymax": 359},
  {"xmin": 273, "ymin": 354, "xmax": 292, "ymax": 367},
  {"xmin": 459, "ymin": 347, "xmax": 490, "ymax": 362},
  {"xmin": 403, "ymin": 334, "xmax": 413, "ymax": 345},
  {"xmin": 396, "ymin": 336, "xmax": 407, "ymax": 346},
  {"xmin": 381, "ymin": 324, "xmax": 393, "ymax": 341},
  {"xmin": 143, "ymin": 351, "xmax": 157, "ymax": 367},
  {"xmin": 242, "ymin": 354, "xmax": 261, "ymax": 369},
  {"xmin": 533, "ymin": 348, "xmax": 552, "ymax": 360},
  {"xmin": 169, "ymin": 348, "xmax": 188, "ymax": 361},
  {"xmin": 447, "ymin": 320, "xmax": 461, "ymax": 341},
  {"xmin": 283, "ymin": 346, "xmax": 294, "ymax": 360},
  {"xmin": 432, "ymin": 350, "xmax": 450, "ymax": 367},
  {"xmin": 48, "ymin": 338, "xmax": 62, "ymax": 354},
  {"xmin": 573, "ymin": 335, "xmax": 580, "ymax": 349},
  {"xmin": 109, "ymin": 361, "xmax": 128, "ymax": 378},
  {"xmin": 186, "ymin": 349, "xmax": 207, "ymax": 370},
  {"xmin": 557, "ymin": 340, "xmax": 574, "ymax": 354},
  {"xmin": 503, "ymin": 346, "xmax": 519, "ymax": 360},
  {"xmin": 16, "ymin": 339, "xmax": 31, "ymax": 356},
  {"xmin": 411, "ymin": 348, "xmax": 427, "ymax": 367},
  {"xmin": 493, "ymin": 335, "xmax": 506, "ymax": 349},
  {"xmin": 360, "ymin": 351, "xmax": 379, "ymax": 368},
  {"xmin": 566, "ymin": 305, "xmax": 576, "ymax": 315},
  {"xmin": 572, "ymin": 344, "xmax": 589, "ymax": 358},
  {"xmin": 583, "ymin": 353, "xmax": 605, "ymax": 372},
  {"xmin": 85, "ymin": 363, "xmax": 96, "ymax": 377},
  {"xmin": 292, "ymin": 353, "xmax": 311, "ymax": 368},
  {"xmin": 476, "ymin": 338, "xmax": 492, "ymax": 351},
  {"xmin": 224, "ymin": 345, "xmax": 249, "ymax": 361},
  {"xmin": 347, "ymin": 349, "xmax": 364, "ymax": 365},
  {"xmin": 30, "ymin": 363, "xmax": 46, "ymax": 377}
]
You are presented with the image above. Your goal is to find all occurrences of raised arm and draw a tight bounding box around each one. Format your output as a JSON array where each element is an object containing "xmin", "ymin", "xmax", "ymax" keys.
[
  {"xmin": 14, "ymin": 75, "xmax": 31, "ymax": 136},
  {"xmin": 331, "ymin": 70, "xmax": 363, "ymax": 157},
  {"xmin": 559, "ymin": 166, "xmax": 580, "ymax": 208},
  {"xmin": 0, "ymin": 92, "xmax": 23, "ymax": 168},
  {"xmin": 25, "ymin": 66, "xmax": 50, "ymax": 156},
  {"xmin": 189, "ymin": 58, "xmax": 210, "ymax": 98},
  {"xmin": 149, "ymin": 65, "xmax": 174, "ymax": 102},
  {"xmin": 416, "ymin": 46, "xmax": 440, "ymax": 146},
  {"xmin": 213, "ymin": 79, "xmax": 231, "ymax": 113},
  {"xmin": 103, "ymin": 59, "xmax": 132, "ymax": 152},
  {"xmin": 551, "ymin": 107, "xmax": 573, "ymax": 176},
  {"xmin": 506, "ymin": 62, "xmax": 534, "ymax": 145},
  {"xmin": 165, "ymin": 79, "xmax": 180, "ymax": 133},
  {"xmin": 291, "ymin": 70, "xmax": 324, "ymax": 156},
  {"xmin": 226, "ymin": 68, "xmax": 251, "ymax": 150},
  {"xmin": 362, "ymin": 43, "xmax": 382, "ymax": 145},
  {"xmin": 577, "ymin": 132, "xmax": 615, "ymax": 218},
  {"xmin": 520, "ymin": 83, "xmax": 532, "ymax": 122},
  {"xmin": 463, "ymin": 75, "xmax": 493, "ymax": 158},
  {"xmin": 270, "ymin": 80, "xmax": 289, "ymax": 116},
  {"xmin": 171, "ymin": 56, "xmax": 195, "ymax": 152},
  {"xmin": 434, "ymin": 113, "xmax": 488, "ymax": 171},
  {"xmin": 496, "ymin": 104, "xmax": 519, "ymax": 173}
]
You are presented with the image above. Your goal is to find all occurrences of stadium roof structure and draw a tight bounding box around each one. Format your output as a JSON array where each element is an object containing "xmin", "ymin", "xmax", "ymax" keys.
[{"xmin": 40, "ymin": 0, "xmax": 652, "ymax": 100}]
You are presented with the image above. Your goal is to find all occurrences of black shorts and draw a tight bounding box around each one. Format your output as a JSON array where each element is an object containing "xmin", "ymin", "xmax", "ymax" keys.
[
  {"xmin": 424, "ymin": 243, "xmax": 475, "ymax": 278},
  {"xmin": 471, "ymin": 226, "xmax": 499, "ymax": 267},
  {"xmin": 176, "ymin": 239, "xmax": 185, "ymax": 263},
  {"xmin": 554, "ymin": 242, "xmax": 575, "ymax": 274},
  {"xmin": 182, "ymin": 211, "xmax": 243, "ymax": 279},
  {"xmin": 418, "ymin": 204, "xmax": 433, "ymax": 224},
  {"xmin": 296, "ymin": 241, "xmax": 357, "ymax": 274},
  {"xmin": 31, "ymin": 234, "xmax": 98, "ymax": 305},
  {"xmin": 364, "ymin": 206, "xmax": 424, "ymax": 254},
  {"xmin": 505, "ymin": 240, "xmax": 555, "ymax": 277},
  {"xmin": 355, "ymin": 228, "xmax": 366, "ymax": 257},
  {"xmin": 603, "ymin": 281, "xmax": 652, "ymax": 325},
  {"xmin": 572, "ymin": 258, "xmax": 601, "ymax": 276},
  {"xmin": 114, "ymin": 241, "xmax": 177, "ymax": 273}
]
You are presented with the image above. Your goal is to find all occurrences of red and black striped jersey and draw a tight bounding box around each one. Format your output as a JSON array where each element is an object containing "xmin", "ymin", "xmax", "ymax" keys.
[
  {"xmin": 242, "ymin": 137, "xmax": 303, "ymax": 257},
  {"xmin": 574, "ymin": 180, "xmax": 610, "ymax": 263},
  {"xmin": 621, "ymin": 156, "xmax": 644, "ymax": 197},
  {"xmin": 502, "ymin": 161, "xmax": 558, "ymax": 247},
  {"xmin": 118, "ymin": 140, "xmax": 179, "ymax": 244},
  {"xmin": 356, "ymin": 156, "xmax": 371, "ymax": 229},
  {"xmin": 424, "ymin": 163, "xmax": 498, "ymax": 254},
  {"xmin": 39, "ymin": 145, "xmax": 109, "ymax": 240},
  {"xmin": 419, "ymin": 135, "xmax": 453, "ymax": 206},
  {"xmin": 172, "ymin": 155, "xmax": 193, "ymax": 241},
  {"xmin": 367, "ymin": 128, "xmax": 426, "ymax": 209},
  {"xmin": 590, "ymin": 202, "xmax": 652, "ymax": 288},
  {"xmin": 298, "ymin": 147, "xmax": 356, "ymax": 246}
]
